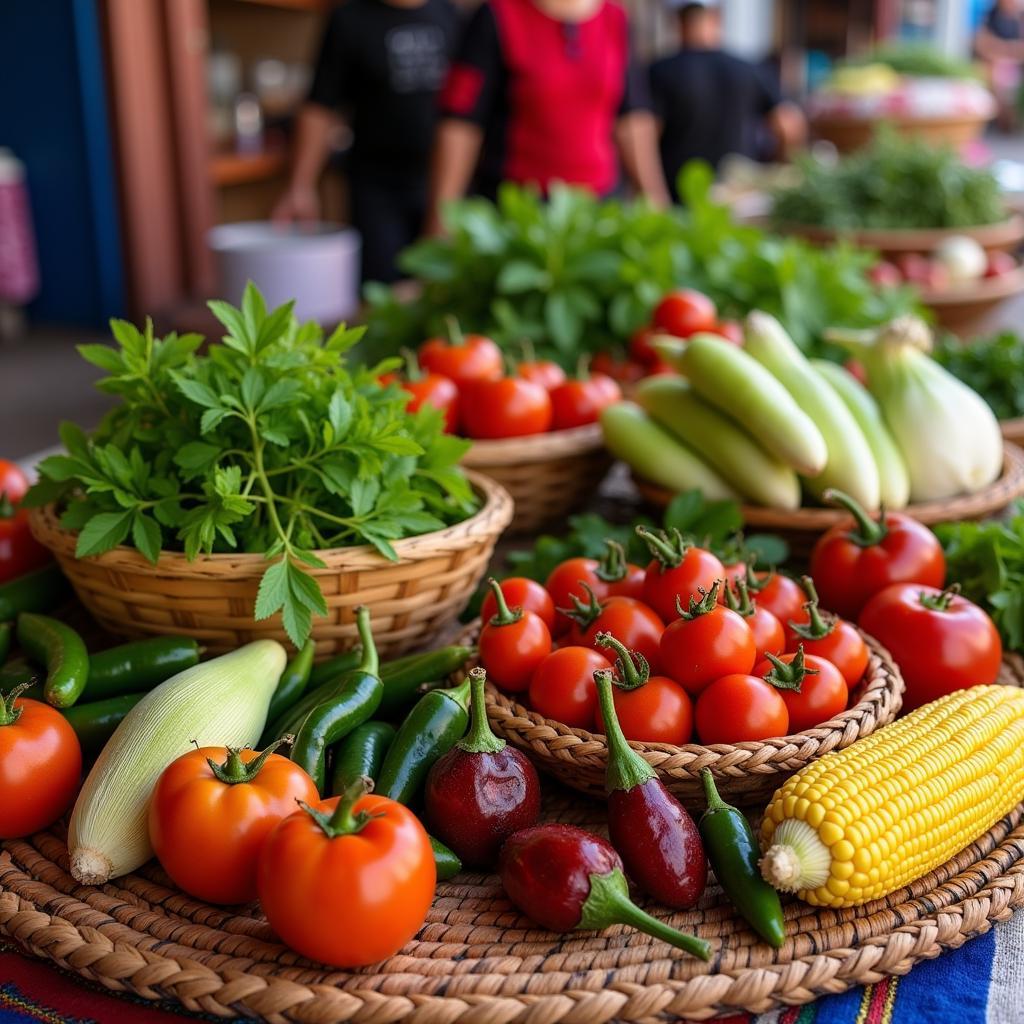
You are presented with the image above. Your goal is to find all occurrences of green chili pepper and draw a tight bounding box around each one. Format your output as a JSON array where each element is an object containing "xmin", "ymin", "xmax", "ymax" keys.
[
  {"xmin": 85, "ymin": 636, "xmax": 201, "ymax": 701},
  {"xmin": 0, "ymin": 622, "xmax": 10, "ymax": 664},
  {"xmin": 291, "ymin": 608, "xmax": 382, "ymax": 793},
  {"xmin": 375, "ymin": 677, "xmax": 472, "ymax": 806},
  {"xmin": 267, "ymin": 639, "xmax": 316, "ymax": 724},
  {"xmin": 0, "ymin": 659, "xmax": 41, "ymax": 700},
  {"xmin": 378, "ymin": 645, "xmax": 474, "ymax": 718},
  {"xmin": 0, "ymin": 564, "xmax": 69, "ymax": 621},
  {"xmin": 16, "ymin": 612, "xmax": 89, "ymax": 708},
  {"xmin": 307, "ymin": 648, "xmax": 363, "ymax": 689},
  {"xmin": 698, "ymin": 768, "xmax": 786, "ymax": 947},
  {"xmin": 329, "ymin": 721, "xmax": 396, "ymax": 795},
  {"xmin": 431, "ymin": 836, "xmax": 462, "ymax": 881},
  {"xmin": 62, "ymin": 692, "xmax": 146, "ymax": 758}
]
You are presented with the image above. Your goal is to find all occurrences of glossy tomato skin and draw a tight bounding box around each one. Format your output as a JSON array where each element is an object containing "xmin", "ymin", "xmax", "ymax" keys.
[
  {"xmin": 604, "ymin": 562, "xmax": 646, "ymax": 601},
  {"xmin": 481, "ymin": 577, "xmax": 556, "ymax": 631},
  {"xmin": 809, "ymin": 513, "xmax": 946, "ymax": 620},
  {"xmin": 529, "ymin": 647, "xmax": 610, "ymax": 728},
  {"xmin": 712, "ymin": 320, "xmax": 743, "ymax": 345},
  {"xmin": 545, "ymin": 557, "xmax": 606, "ymax": 635},
  {"xmin": 0, "ymin": 507, "xmax": 52, "ymax": 583},
  {"xmin": 461, "ymin": 378, "xmax": 552, "ymax": 439},
  {"xmin": 0, "ymin": 461, "xmax": 29, "ymax": 504},
  {"xmin": 745, "ymin": 605, "xmax": 786, "ymax": 661},
  {"xmin": 591, "ymin": 351, "xmax": 645, "ymax": 386},
  {"xmin": 652, "ymin": 289, "xmax": 717, "ymax": 338},
  {"xmin": 753, "ymin": 572, "xmax": 808, "ymax": 628},
  {"xmin": 549, "ymin": 375, "xmax": 622, "ymax": 431},
  {"xmin": 419, "ymin": 333, "xmax": 503, "ymax": 384},
  {"xmin": 660, "ymin": 605, "xmax": 756, "ymax": 696},
  {"xmin": 596, "ymin": 675, "xmax": 693, "ymax": 744},
  {"xmin": 642, "ymin": 548, "xmax": 725, "ymax": 624},
  {"xmin": 858, "ymin": 584, "xmax": 1002, "ymax": 711},
  {"xmin": 695, "ymin": 674, "xmax": 789, "ymax": 744},
  {"xmin": 149, "ymin": 747, "xmax": 319, "ymax": 904},
  {"xmin": 517, "ymin": 360, "xmax": 567, "ymax": 391},
  {"xmin": 754, "ymin": 653, "xmax": 848, "ymax": 732},
  {"xmin": 785, "ymin": 617, "xmax": 868, "ymax": 688},
  {"xmin": 0, "ymin": 696, "xmax": 81, "ymax": 838},
  {"xmin": 400, "ymin": 375, "xmax": 459, "ymax": 432},
  {"xmin": 717, "ymin": 561, "xmax": 749, "ymax": 603},
  {"xmin": 258, "ymin": 793, "xmax": 435, "ymax": 967},
  {"xmin": 574, "ymin": 597, "xmax": 665, "ymax": 673},
  {"xmin": 479, "ymin": 610, "xmax": 552, "ymax": 693},
  {"xmin": 629, "ymin": 327, "xmax": 659, "ymax": 366}
]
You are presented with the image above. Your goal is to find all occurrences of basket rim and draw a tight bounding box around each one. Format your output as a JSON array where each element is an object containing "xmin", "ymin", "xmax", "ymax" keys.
[
  {"xmin": 922, "ymin": 263, "xmax": 1024, "ymax": 306},
  {"xmin": 28, "ymin": 469, "xmax": 513, "ymax": 575},
  {"xmin": 461, "ymin": 422, "xmax": 605, "ymax": 467}
]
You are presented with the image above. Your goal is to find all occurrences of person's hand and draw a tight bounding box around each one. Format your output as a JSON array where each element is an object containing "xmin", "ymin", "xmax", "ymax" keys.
[{"xmin": 272, "ymin": 183, "xmax": 320, "ymax": 224}]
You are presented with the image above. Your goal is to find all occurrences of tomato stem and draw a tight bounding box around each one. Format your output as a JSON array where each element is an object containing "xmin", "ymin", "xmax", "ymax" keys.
[
  {"xmin": 207, "ymin": 736, "xmax": 290, "ymax": 785},
  {"xmin": 787, "ymin": 577, "xmax": 835, "ymax": 640},
  {"xmin": 0, "ymin": 682, "xmax": 31, "ymax": 726},
  {"xmin": 824, "ymin": 489, "xmax": 888, "ymax": 547},
  {"xmin": 301, "ymin": 776, "xmax": 383, "ymax": 838},
  {"xmin": 486, "ymin": 578, "xmax": 523, "ymax": 626},
  {"xmin": 458, "ymin": 667, "xmax": 506, "ymax": 755},
  {"xmin": 761, "ymin": 645, "xmax": 817, "ymax": 693},
  {"xmin": 353, "ymin": 606, "xmax": 380, "ymax": 676},
  {"xmin": 674, "ymin": 579, "xmax": 722, "ymax": 621},
  {"xmin": 593, "ymin": 669, "xmax": 656, "ymax": 793},
  {"xmin": 558, "ymin": 581, "xmax": 604, "ymax": 629},
  {"xmin": 595, "ymin": 539, "xmax": 628, "ymax": 584},
  {"xmin": 724, "ymin": 576, "xmax": 755, "ymax": 618},
  {"xmin": 400, "ymin": 347, "xmax": 424, "ymax": 382},
  {"xmin": 594, "ymin": 632, "xmax": 649, "ymax": 690},
  {"xmin": 636, "ymin": 526, "xmax": 690, "ymax": 569},
  {"xmin": 444, "ymin": 315, "xmax": 465, "ymax": 347},
  {"xmin": 919, "ymin": 583, "xmax": 961, "ymax": 612}
]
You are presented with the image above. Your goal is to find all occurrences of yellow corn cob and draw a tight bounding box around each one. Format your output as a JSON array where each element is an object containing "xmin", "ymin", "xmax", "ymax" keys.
[{"xmin": 759, "ymin": 685, "xmax": 1024, "ymax": 908}]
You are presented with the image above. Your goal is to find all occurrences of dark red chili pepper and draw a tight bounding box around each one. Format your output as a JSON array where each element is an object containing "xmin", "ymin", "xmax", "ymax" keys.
[
  {"xmin": 593, "ymin": 669, "xmax": 707, "ymax": 909},
  {"xmin": 499, "ymin": 823, "xmax": 711, "ymax": 959}
]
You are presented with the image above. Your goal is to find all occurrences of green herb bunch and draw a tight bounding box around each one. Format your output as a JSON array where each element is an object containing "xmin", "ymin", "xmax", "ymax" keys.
[
  {"xmin": 25, "ymin": 285, "xmax": 478, "ymax": 646},
  {"xmin": 933, "ymin": 331, "xmax": 1024, "ymax": 421},
  {"xmin": 841, "ymin": 43, "xmax": 980, "ymax": 80}
]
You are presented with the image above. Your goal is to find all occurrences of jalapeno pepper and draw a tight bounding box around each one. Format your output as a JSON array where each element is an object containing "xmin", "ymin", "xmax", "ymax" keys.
[
  {"xmin": 378, "ymin": 645, "xmax": 474, "ymax": 718},
  {"xmin": 85, "ymin": 636, "xmax": 201, "ymax": 701},
  {"xmin": 376, "ymin": 677, "xmax": 472, "ymax": 806},
  {"xmin": 698, "ymin": 768, "xmax": 785, "ymax": 947},
  {"xmin": 290, "ymin": 608, "xmax": 383, "ymax": 793},
  {"xmin": 0, "ymin": 564, "xmax": 69, "ymax": 621},
  {"xmin": 431, "ymin": 836, "xmax": 462, "ymax": 881},
  {"xmin": 329, "ymin": 721, "xmax": 396, "ymax": 795},
  {"xmin": 16, "ymin": 613, "xmax": 89, "ymax": 708},
  {"xmin": 267, "ymin": 639, "xmax": 316, "ymax": 724},
  {"xmin": 307, "ymin": 648, "xmax": 363, "ymax": 689},
  {"xmin": 0, "ymin": 622, "xmax": 10, "ymax": 665},
  {"xmin": 62, "ymin": 692, "xmax": 145, "ymax": 758}
]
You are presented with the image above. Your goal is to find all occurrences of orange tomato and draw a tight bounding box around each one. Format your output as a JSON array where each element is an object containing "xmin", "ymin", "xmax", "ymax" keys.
[
  {"xmin": 257, "ymin": 787, "xmax": 435, "ymax": 967},
  {"xmin": 149, "ymin": 744, "xmax": 318, "ymax": 904}
]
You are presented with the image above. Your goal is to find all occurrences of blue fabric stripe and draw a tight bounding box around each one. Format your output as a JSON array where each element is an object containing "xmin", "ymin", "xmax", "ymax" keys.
[{"xmin": 812, "ymin": 982, "xmax": 867, "ymax": 1024}]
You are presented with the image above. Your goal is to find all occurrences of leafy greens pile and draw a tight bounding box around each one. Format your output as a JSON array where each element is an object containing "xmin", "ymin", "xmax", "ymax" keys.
[
  {"xmin": 841, "ymin": 43, "xmax": 979, "ymax": 80},
  {"xmin": 25, "ymin": 285, "xmax": 478, "ymax": 646},
  {"xmin": 933, "ymin": 331, "xmax": 1024, "ymax": 421},
  {"xmin": 366, "ymin": 164, "xmax": 916, "ymax": 364},
  {"xmin": 772, "ymin": 132, "xmax": 1005, "ymax": 231}
]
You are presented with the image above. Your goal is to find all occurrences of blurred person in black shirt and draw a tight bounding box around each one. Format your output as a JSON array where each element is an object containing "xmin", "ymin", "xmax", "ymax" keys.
[
  {"xmin": 273, "ymin": 0, "xmax": 458, "ymax": 282},
  {"xmin": 649, "ymin": 0, "xmax": 805, "ymax": 200}
]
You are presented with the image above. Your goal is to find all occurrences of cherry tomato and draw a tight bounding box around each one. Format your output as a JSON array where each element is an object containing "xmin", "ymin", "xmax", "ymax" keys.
[
  {"xmin": 479, "ymin": 580, "xmax": 552, "ymax": 693},
  {"xmin": 517, "ymin": 359, "xmax": 567, "ymax": 391},
  {"xmin": 858, "ymin": 583, "xmax": 1002, "ymax": 712},
  {"xmin": 257, "ymin": 785, "xmax": 435, "ymax": 967},
  {"xmin": 724, "ymin": 577, "xmax": 784, "ymax": 661},
  {"xmin": 652, "ymin": 289, "xmax": 717, "ymax": 338},
  {"xmin": 461, "ymin": 378, "xmax": 552, "ymax": 438},
  {"xmin": 752, "ymin": 571, "xmax": 808, "ymax": 627},
  {"xmin": 0, "ymin": 687, "xmax": 81, "ymax": 838},
  {"xmin": 419, "ymin": 327, "xmax": 503, "ymax": 384},
  {"xmin": 528, "ymin": 646, "xmax": 610, "ymax": 728},
  {"xmin": 398, "ymin": 374, "xmax": 459, "ymax": 432},
  {"xmin": 629, "ymin": 327, "xmax": 660, "ymax": 366},
  {"xmin": 567, "ymin": 596, "xmax": 665, "ymax": 673},
  {"xmin": 784, "ymin": 578, "xmax": 868, "ymax": 688},
  {"xmin": 809, "ymin": 493, "xmax": 946, "ymax": 620},
  {"xmin": 549, "ymin": 375, "xmax": 622, "ymax": 431},
  {"xmin": 754, "ymin": 649, "xmax": 848, "ymax": 732},
  {"xmin": 711, "ymin": 320, "xmax": 743, "ymax": 345},
  {"xmin": 695, "ymin": 674, "xmax": 788, "ymax": 744},
  {"xmin": 638, "ymin": 527, "xmax": 725, "ymax": 624},
  {"xmin": 643, "ymin": 359, "xmax": 679, "ymax": 377},
  {"xmin": 545, "ymin": 557, "xmax": 607, "ymax": 635},
  {"xmin": 716, "ymin": 560, "xmax": 749, "ymax": 602},
  {"xmin": 0, "ymin": 505, "xmax": 52, "ymax": 583},
  {"xmin": 868, "ymin": 261, "xmax": 903, "ymax": 289},
  {"xmin": 591, "ymin": 351, "xmax": 645, "ymax": 386},
  {"xmin": 149, "ymin": 743, "xmax": 319, "ymax": 904},
  {"xmin": 481, "ymin": 577, "xmax": 556, "ymax": 632},
  {"xmin": 0, "ymin": 461, "xmax": 29, "ymax": 504}
]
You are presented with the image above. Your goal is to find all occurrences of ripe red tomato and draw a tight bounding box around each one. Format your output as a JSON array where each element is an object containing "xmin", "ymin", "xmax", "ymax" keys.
[
  {"xmin": 809, "ymin": 498, "xmax": 946, "ymax": 620},
  {"xmin": 517, "ymin": 359, "xmax": 567, "ymax": 391},
  {"xmin": 652, "ymin": 289, "xmax": 717, "ymax": 338},
  {"xmin": 724, "ymin": 578, "xmax": 785, "ymax": 661},
  {"xmin": 0, "ymin": 461, "xmax": 29, "ymax": 504},
  {"xmin": 639, "ymin": 528, "xmax": 725, "ymax": 624},
  {"xmin": 419, "ymin": 329, "xmax": 503, "ymax": 384},
  {"xmin": 479, "ymin": 580, "xmax": 553, "ymax": 693},
  {"xmin": 603, "ymin": 564, "xmax": 646, "ymax": 602},
  {"xmin": 629, "ymin": 327, "xmax": 660, "ymax": 366},
  {"xmin": 754, "ymin": 650, "xmax": 848, "ymax": 732},
  {"xmin": 529, "ymin": 646, "xmax": 610, "ymax": 728},
  {"xmin": 257, "ymin": 786, "xmax": 435, "ymax": 967},
  {"xmin": 858, "ymin": 584, "xmax": 1002, "ymax": 711},
  {"xmin": 0, "ymin": 506, "xmax": 52, "ymax": 583},
  {"xmin": 0, "ymin": 688, "xmax": 81, "ymax": 838},
  {"xmin": 711, "ymin": 320, "xmax": 744, "ymax": 345},
  {"xmin": 752, "ymin": 572, "xmax": 807, "ymax": 627},
  {"xmin": 549, "ymin": 375, "xmax": 622, "ymax": 431},
  {"xmin": 568, "ymin": 597, "xmax": 665, "ymax": 673},
  {"xmin": 398, "ymin": 374, "xmax": 459, "ymax": 432},
  {"xmin": 149, "ymin": 744, "xmax": 319, "ymax": 904},
  {"xmin": 545, "ymin": 557, "xmax": 607, "ymax": 635},
  {"xmin": 591, "ymin": 351, "xmax": 646, "ymax": 385},
  {"xmin": 717, "ymin": 560, "xmax": 749, "ymax": 602},
  {"xmin": 660, "ymin": 584, "xmax": 756, "ymax": 696},
  {"xmin": 481, "ymin": 577, "xmax": 556, "ymax": 632},
  {"xmin": 785, "ymin": 580, "xmax": 868, "ymax": 688},
  {"xmin": 461, "ymin": 378, "xmax": 552, "ymax": 439},
  {"xmin": 596, "ymin": 675, "xmax": 693, "ymax": 744},
  {"xmin": 695, "ymin": 674, "xmax": 789, "ymax": 744}
]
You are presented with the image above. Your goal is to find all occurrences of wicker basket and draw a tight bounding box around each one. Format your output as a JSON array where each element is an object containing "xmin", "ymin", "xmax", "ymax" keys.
[
  {"xmin": 28, "ymin": 471, "xmax": 513, "ymax": 660},
  {"xmin": 922, "ymin": 265, "xmax": 1024, "ymax": 336},
  {"xmin": 460, "ymin": 423, "xmax": 611, "ymax": 536},
  {"xmin": 1002, "ymin": 417, "xmax": 1024, "ymax": 447},
  {"xmin": 811, "ymin": 111, "xmax": 991, "ymax": 153},
  {"xmin": 475, "ymin": 625, "xmax": 903, "ymax": 808},
  {"xmin": 635, "ymin": 442, "xmax": 1024, "ymax": 561}
]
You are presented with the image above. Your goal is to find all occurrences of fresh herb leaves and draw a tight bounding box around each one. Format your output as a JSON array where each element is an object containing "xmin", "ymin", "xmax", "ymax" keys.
[
  {"xmin": 25, "ymin": 285, "xmax": 478, "ymax": 647},
  {"xmin": 933, "ymin": 331, "xmax": 1024, "ymax": 421}
]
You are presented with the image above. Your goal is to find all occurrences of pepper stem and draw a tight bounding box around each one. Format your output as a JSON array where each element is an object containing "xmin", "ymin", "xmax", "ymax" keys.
[
  {"xmin": 636, "ymin": 525, "xmax": 689, "ymax": 569},
  {"xmin": 920, "ymin": 583, "xmax": 960, "ymax": 612},
  {"xmin": 594, "ymin": 632, "xmax": 649, "ymax": 690},
  {"xmin": 0, "ymin": 682, "xmax": 31, "ymax": 726},
  {"xmin": 353, "ymin": 606, "xmax": 379, "ymax": 676},
  {"xmin": 787, "ymin": 576, "xmax": 835, "ymax": 640},
  {"xmin": 761, "ymin": 645, "xmax": 817, "ymax": 693},
  {"xmin": 700, "ymin": 767, "xmax": 729, "ymax": 814},
  {"xmin": 674, "ymin": 580, "xmax": 722, "ymax": 621},
  {"xmin": 458, "ymin": 667, "xmax": 506, "ymax": 754},
  {"xmin": 207, "ymin": 736, "xmax": 291, "ymax": 784},
  {"xmin": 302, "ymin": 776, "xmax": 384, "ymax": 838},
  {"xmin": 823, "ymin": 489, "xmax": 887, "ymax": 546},
  {"xmin": 580, "ymin": 867, "xmax": 711, "ymax": 960},
  {"xmin": 595, "ymin": 539, "xmax": 628, "ymax": 584},
  {"xmin": 557, "ymin": 581, "xmax": 603, "ymax": 629},
  {"xmin": 486, "ymin": 578, "xmax": 523, "ymax": 626},
  {"xmin": 594, "ymin": 669, "xmax": 656, "ymax": 793}
]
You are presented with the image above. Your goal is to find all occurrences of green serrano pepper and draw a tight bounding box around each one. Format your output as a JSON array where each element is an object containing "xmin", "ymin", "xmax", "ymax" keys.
[
  {"xmin": 0, "ymin": 564, "xmax": 69, "ymax": 621},
  {"xmin": 17, "ymin": 612, "xmax": 89, "ymax": 708},
  {"xmin": 329, "ymin": 721, "xmax": 396, "ymax": 795},
  {"xmin": 0, "ymin": 622, "xmax": 10, "ymax": 664},
  {"xmin": 267, "ymin": 639, "xmax": 315, "ymax": 724},
  {"xmin": 86, "ymin": 636, "xmax": 201, "ymax": 701},
  {"xmin": 698, "ymin": 769, "xmax": 786, "ymax": 947},
  {"xmin": 62, "ymin": 692, "xmax": 145, "ymax": 758},
  {"xmin": 0, "ymin": 659, "xmax": 40, "ymax": 699},
  {"xmin": 291, "ymin": 608, "xmax": 382, "ymax": 793},
  {"xmin": 376, "ymin": 677, "xmax": 471, "ymax": 806},
  {"xmin": 307, "ymin": 648, "xmax": 363, "ymax": 689},
  {"xmin": 378, "ymin": 645, "xmax": 474, "ymax": 718},
  {"xmin": 431, "ymin": 836, "xmax": 462, "ymax": 881}
]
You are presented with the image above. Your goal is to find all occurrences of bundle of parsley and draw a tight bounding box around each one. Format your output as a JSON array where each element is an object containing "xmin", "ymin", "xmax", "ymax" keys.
[{"xmin": 25, "ymin": 285, "xmax": 478, "ymax": 646}]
